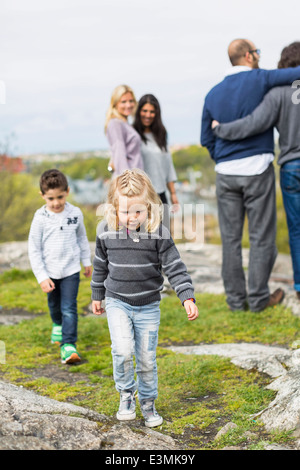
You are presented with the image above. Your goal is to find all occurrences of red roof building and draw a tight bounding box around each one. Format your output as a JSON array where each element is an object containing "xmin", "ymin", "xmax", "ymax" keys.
[{"xmin": 0, "ymin": 154, "xmax": 26, "ymax": 173}]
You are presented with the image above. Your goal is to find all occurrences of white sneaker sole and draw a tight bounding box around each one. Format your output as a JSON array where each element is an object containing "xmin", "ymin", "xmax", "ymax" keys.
[
  {"xmin": 116, "ymin": 411, "xmax": 136, "ymax": 421},
  {"xmin": 144, "ymin": 416, "xmax": 163, "ymax": 427}
]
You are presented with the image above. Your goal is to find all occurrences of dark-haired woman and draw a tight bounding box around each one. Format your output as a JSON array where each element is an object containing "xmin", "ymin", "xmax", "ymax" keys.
[{"xmin": 133, "ymin": 94, "xmax": 178, "ymax": 208}]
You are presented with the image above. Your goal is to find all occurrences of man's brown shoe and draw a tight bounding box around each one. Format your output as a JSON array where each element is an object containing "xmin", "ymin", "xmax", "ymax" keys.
[{"xmin": 265, "ymin": 288, "xmax": 285, "ymax": 308}]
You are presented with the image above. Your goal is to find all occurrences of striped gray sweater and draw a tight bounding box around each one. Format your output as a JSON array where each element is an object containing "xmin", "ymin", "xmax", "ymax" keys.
[
  {"xmin": 28, "ymin": 202, "xmax": 91, "ymax": 283},
  {"xmin": 91, "ymin": 220, "xmax": 195, "ymax": 306}
]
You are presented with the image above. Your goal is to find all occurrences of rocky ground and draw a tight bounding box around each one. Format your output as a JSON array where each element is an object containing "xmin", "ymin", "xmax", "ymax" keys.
[
  {"xmin": 0, "ymin": 380, "xmax": 180, "ymax": 451},
  {"xmin": 1, "ymin": 241, "xmax": 300, "ymax": 450}
]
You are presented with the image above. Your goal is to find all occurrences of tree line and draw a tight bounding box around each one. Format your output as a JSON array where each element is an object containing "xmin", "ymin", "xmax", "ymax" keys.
[{"xmin": 0, "ymin": 145, "xmax": 289, "ymax": 253}]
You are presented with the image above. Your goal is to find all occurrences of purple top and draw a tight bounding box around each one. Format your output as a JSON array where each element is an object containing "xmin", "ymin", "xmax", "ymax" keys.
[{"xmin": 106, "ymin": 119, "xmax": 143, "ymax": 176}]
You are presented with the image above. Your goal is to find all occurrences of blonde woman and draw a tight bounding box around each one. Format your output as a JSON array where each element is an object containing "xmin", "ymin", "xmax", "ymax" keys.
[
  {"xmin": 91, "ymin": 169, "xmax": 198, "ymax": 428},
  {"xmin": 105, "ymin": 85, "xmax": 143, "ymax": 176}
]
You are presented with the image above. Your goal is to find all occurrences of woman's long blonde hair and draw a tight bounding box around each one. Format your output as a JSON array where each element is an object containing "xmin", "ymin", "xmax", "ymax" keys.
[
  {"xmin": 104, "ymin": 84, "xmax": 137, "ymax": 132},
  {"xmin": 104, "ymin": 169, "xmax": 162, "ymax": 232}
]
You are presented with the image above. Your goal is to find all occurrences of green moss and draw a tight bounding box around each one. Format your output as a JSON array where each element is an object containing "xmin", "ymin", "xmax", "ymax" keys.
[{"xmin": 0, "ymin": 268, "xmax": 299, "ymax": 449}]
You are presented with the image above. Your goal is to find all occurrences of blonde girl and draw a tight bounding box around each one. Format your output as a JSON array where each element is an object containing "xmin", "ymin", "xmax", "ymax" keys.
[
  {"xmin": 91, "ymin": 169, "xmax": 198, "ymax": 428},
  {"xmin": 105, "ymin": 85, "xmax": 143, "ymax": 176}
]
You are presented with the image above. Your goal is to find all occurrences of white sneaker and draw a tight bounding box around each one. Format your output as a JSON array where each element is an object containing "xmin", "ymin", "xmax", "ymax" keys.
[
  {"xmin": 141, "ymin": 399, "xmax": 163, "ymax": 427},
  {"xmin": 116, "ymin": 390, "xmax": 136, "ymax": 421}
]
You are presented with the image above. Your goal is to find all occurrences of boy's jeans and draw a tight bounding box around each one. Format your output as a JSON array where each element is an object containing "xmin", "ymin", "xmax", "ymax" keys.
[
  {"xmin": 105, "ymin": 297, "xmax": 160, "ymax": 402},
  {"xmin": 47, "ymin": 272, "xmax": 80, "ymax": 345},
  {"xmin": 280, "ymin": 159, "xmax": 300, "ymax": 292}
]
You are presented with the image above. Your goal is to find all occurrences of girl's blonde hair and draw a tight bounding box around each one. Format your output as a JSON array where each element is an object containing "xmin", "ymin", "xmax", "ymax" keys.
[
  {"xmin": 104, "ymin": 84, "xmax": 137, "ymax": 132},
  {"xmin": 105, "ymin": 169, "xmax": 163, "ymax": 232}
]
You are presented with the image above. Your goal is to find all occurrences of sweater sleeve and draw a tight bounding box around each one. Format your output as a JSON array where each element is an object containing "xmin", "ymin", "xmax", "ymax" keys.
[
  {"xmin": 28, "ymin": 212, "xmax": 49, "ymax": 284},
  {"xmin": 157, "ymin": 226, "xmax": 195, "ymax": 304},
  {"xmin": 165, "ymin": 152, "xmax": 177, "ymax": 183},
  {"xmin": 265, "ymin": 66, "xmax": 300, "ymax": 89},
  {"xmin": 91, "ymin": 224, "xmax": 109, "ymax": 301},
  {"xmin": 76, "ymin": 210, "xmax": 92, "ymax": 267},
  {"xmin": 200, "ymin": 98, "xmax": 216, "ymax": 160},
  {"xmin": 106, "ymin": 119, "xmax": 129, "ymax": 175},
  {"xmin": 213, "ymin": 88, "xmax": 281, "ymax": 141}
]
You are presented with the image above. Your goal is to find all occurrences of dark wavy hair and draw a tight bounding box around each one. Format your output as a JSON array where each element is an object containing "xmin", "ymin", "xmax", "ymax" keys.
[
  {"xmin": 278, "ymin": 42, "xmax": 300, "ymax": 68},
  {"xmin": 133, "ymin": 94, "xmax": 167, "ymax": 151},
  {"xmin": 40, "ymin": 169, "xmax": 68, "ymax": 194}
]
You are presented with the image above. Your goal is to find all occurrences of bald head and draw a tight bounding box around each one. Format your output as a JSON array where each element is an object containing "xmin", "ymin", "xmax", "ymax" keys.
[{"xmin": 228, "ymin": 39, "xmax": 254, "ymax": 65}]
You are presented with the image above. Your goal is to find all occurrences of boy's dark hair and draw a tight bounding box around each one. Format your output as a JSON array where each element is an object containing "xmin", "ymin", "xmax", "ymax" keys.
[
  {"xmin": 40, "ymin": 169, "xmax": 68, "ymax": 194},
  {"xmin": 278, "ymin": 42, "xmax": 300, "ymax": 69}
]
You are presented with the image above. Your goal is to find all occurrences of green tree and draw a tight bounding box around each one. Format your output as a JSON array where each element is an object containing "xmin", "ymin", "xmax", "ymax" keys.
[
  {"xmin": 0, "ymin": 172, "xmax": 42, "ymax": 242},
  {"xmin": 171, "ymin": 145, "xmax": 215, "ymax": 186},
  {"xmin": 30, "ymin": 156, "xmax": 111, "ymax": 181}
]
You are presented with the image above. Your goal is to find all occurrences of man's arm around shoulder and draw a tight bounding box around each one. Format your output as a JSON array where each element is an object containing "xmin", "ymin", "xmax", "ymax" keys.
[{"xmin": 264, "ymin": 65, "xmax": 300, "ymax": 89}]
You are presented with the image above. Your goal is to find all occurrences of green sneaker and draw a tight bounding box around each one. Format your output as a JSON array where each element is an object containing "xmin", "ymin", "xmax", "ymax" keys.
[
  {"xmin": 60, "ymin": 343, "xmax": 81, "ymax": 364},
  {"xmin": 51, "ymin": 323, "xmax": 62, "ymax": 344}
]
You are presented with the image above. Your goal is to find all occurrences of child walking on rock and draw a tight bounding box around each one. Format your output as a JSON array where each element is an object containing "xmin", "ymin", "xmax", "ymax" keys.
[
  {"xmin": 28, "ymin": 169, "xmax": 92, "ymax": 364},
  {"xmin": 91, "ymin": 169, "xmax": 198, "ymax": 427}
]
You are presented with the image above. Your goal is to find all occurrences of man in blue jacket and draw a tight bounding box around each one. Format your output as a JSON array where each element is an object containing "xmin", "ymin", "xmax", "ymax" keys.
[{"xmin": 201, "ymin": 38, "xmax": 300, "ymax": 312}]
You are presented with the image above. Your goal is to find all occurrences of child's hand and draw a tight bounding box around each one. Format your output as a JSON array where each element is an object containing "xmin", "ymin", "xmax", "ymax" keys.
[
  {"xmin": 211, "ymin": 120, "xmax": 219, "ymax": 129},
  {"xmin": 92, "ymin": 300, "xmax": 105, "ymax": 316},
  {"xmin": 40, "ymin": 278, "xmax": 55, "ymax": 293},
  {"xmin": 83, "ymin": 266, "xmax": 92, "ymax": 278},
  {"xmin": 183, "ymin": 299, "xmax": 199, "ymax": 321}
]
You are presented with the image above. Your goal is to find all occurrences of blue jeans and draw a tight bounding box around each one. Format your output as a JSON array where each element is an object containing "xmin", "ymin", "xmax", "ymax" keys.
[
  {"xmin": 47, "ymin": 272, "xmax": 80, "ymax": 345},
  {"xmin": 105, "ymin": 297, "xmax": 161, "ymax": 402},
  {"xmin": 280, "ymin": 159, "xmax": 300, "ymax": 292}
]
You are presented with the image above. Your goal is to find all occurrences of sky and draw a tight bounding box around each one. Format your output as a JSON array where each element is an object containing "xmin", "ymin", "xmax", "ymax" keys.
[{"xmin": 1, "ymin": 0, "xmax": 300, "ymax": 156}]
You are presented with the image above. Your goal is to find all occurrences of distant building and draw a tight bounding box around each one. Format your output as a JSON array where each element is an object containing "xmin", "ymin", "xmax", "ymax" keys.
[
  {"xmin": 68, "ymin": 177, "xmax": 108, "ymax": 205},
  {"xmin": 0, "ymin": 154, "xmax": 26, "ymax": 173}
]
